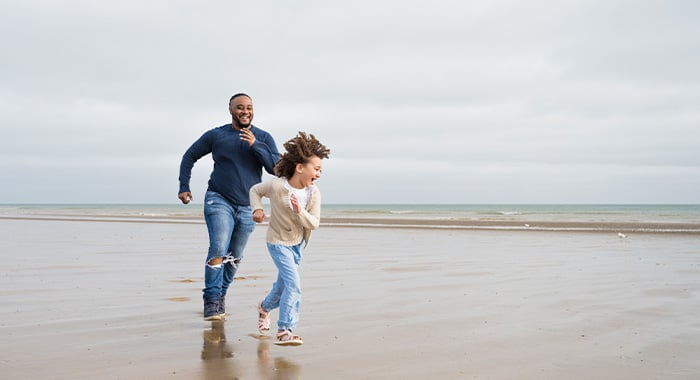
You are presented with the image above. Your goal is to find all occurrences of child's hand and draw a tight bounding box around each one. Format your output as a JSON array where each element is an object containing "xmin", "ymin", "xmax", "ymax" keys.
[
  {"xmin": 290, "ymin": 194, "xmax": 301, "ymax": 213},
  {"xmin": 252, "ymin": 209, "xmax": 266, "ymax": 223}
]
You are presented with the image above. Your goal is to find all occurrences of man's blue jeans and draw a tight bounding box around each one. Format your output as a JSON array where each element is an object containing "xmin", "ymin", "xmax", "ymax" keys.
[
  {"xmin": 202, "ymin": 191, "xmax": 255, "ymax": 301},
  {"xmin": 261, "ymin": 242, "xmax": 303, "ymax": 331}
]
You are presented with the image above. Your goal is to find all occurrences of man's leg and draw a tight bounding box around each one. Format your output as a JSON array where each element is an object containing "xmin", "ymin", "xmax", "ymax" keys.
[
  {"xmin": 202, "ymin": 191, "xmax": 235, "ymax": 320},
  {"xmin": 221, "ymin": 205, "xmax": 256, "ymax": 296}
]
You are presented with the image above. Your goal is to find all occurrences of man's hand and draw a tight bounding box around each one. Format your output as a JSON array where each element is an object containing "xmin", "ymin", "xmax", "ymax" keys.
[
  {"xmin": 178, "ymin": 192, "xmax": 192, "ymax": 204},
  {"xmin": 240, "ymin": 128, "xmax": 256, "ymax": 146}
]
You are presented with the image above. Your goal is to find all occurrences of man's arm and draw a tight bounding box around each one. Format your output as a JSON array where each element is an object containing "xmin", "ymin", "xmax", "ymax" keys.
[
  {"xmin": 251, "ymin": 131, "xmax": 280, "ymax": 175},
  {"xmin": 178, "ymin": 131, "xmax": 213, "ymax": 201}
]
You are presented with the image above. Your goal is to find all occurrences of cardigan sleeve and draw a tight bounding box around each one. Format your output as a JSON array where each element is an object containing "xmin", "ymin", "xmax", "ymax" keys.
[
  {"xmin": 296, "ymin": 187, "xmax": 321, "ymax": 230},
  {"xmin": 249, "ymin": 179, "xmax": 275, "ymax": 211}
]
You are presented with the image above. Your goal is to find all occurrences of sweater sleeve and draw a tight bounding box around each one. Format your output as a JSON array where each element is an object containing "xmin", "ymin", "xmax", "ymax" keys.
[
  {"xmin": 296, "ymin": 188, "xmax": 321, "ymax": 230},
  {"xmin": 178, "ymin": 130, "xmax": 214, "ymax": 194},
  {"xmin": 251, "ymin": 130, "xmax": 280, "ymax": 175},
  {"xmin": 249, "ymin": 179, "xmax": 274, "ymax": 212}
]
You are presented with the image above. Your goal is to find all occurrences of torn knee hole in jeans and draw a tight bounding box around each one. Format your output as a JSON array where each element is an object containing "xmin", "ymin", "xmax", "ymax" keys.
[
  {"xmin": 222, "ymin": 254, "xmax": 242, "ymax": 267},
  {"xmin": 207, "ymin": 254, "xmax": 241, "ymax": 269},
  {"xmin": 206, "ymin": 259, "xmax": 223, "ymax": 269}
]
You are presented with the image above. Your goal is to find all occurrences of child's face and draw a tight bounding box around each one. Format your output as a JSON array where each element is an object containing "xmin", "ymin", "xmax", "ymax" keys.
[{"xmin": 295, "ymin": 156, "xmax": 323, "ymax": 187}]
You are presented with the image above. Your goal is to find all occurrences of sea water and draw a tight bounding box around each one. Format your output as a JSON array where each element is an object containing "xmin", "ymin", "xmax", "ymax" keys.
[{"xmin": 1, "ymin": 203, "xmax": 699, "ymax": 227}]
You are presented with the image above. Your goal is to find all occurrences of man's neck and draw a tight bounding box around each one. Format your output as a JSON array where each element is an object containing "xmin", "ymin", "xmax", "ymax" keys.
[{"xmin": 231, "ymin": 121, "xmax": 250, "ymax": 131}]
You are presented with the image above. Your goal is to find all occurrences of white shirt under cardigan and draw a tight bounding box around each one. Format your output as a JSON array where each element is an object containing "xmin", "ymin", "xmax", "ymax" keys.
[
  {"xmin": 249, "ymin": 176, "xmax": 321, "ymax": 247},
  {"xmin": 284, "ymin": 179, "xmax": 311, "ymax": 210}
]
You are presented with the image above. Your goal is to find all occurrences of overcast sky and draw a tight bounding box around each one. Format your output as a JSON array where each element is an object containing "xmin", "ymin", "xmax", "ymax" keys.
[{"xmin": 2, "ymin": 0, "xmax": 699, "ymax": 204}]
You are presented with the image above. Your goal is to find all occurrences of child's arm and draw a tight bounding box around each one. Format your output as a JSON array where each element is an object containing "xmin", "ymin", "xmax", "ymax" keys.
[
  {"xmin": 249, "ymin": 180, "xmax": 272, "ymax": 223},
  {"xmin": 295, "ymin": 189, "xmax": 321, "ymax": 230}
]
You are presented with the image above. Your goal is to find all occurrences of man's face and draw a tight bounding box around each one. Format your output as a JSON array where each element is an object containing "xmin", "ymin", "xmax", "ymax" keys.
[{"xmin": 229, "ymin": 96, "xmax": 253, "ymax": 128}]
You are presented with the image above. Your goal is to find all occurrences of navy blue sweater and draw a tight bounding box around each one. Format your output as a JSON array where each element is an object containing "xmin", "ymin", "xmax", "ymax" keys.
[{"xmin": 179, "ymin": 124, "xmax": 280, "ymax": 206}]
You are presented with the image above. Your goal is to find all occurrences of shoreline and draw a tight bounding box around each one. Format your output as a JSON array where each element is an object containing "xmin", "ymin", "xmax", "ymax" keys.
[{"xmin": 1, "ymin": 214, "xmax": 699, "ymax": 234}]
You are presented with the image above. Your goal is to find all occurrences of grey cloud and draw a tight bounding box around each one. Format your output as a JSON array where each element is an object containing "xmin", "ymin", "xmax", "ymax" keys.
[{"xmin": 1, "ymin": 0, "xmax": 699, "ymax": 203}]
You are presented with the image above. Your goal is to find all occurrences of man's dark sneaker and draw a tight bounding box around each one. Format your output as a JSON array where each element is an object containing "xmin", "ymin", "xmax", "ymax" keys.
[
  {"xmin": 204, "ymin": 299, "xmax": 221, "ymax": 321},
  {"xmin": 218, "ymin": 294, "xmax": 226, "ymax": 318}
]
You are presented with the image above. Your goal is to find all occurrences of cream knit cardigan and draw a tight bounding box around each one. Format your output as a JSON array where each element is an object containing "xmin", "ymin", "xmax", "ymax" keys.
[{"xmin": 249, "ymin": 177, "xmax": 321, "ymax": 247}]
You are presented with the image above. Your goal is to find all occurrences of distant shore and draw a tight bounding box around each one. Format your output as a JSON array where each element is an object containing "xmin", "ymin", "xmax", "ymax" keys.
[{"xmin": 2, "ymin": 214, "xmax": 699, "ymax": 234}]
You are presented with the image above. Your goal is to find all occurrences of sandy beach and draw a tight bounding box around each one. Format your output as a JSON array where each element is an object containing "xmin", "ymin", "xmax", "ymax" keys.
[{"xmin": 1, "ymin": 217, "xmax": 699, "ymax": 379}]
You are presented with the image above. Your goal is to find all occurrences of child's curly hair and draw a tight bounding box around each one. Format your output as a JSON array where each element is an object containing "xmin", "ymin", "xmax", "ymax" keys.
[{"xmin": 274, "ymin": 131, "xmax": 331, "ymax": 178}]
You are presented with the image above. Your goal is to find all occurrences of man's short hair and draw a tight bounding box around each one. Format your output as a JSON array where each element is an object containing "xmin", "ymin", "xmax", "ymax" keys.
[{"xmin": 230, "ymin": 93, "xmax": 251, "ymax": 103}]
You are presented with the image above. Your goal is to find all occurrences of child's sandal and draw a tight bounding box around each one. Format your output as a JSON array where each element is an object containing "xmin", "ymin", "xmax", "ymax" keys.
[
  {"xmin": 257, "ymin": 301, "xmax": 270, "ymax": 334},
  {"xmin": 274, "ymin": 330, "xmax": 303, "ymax": 346}
]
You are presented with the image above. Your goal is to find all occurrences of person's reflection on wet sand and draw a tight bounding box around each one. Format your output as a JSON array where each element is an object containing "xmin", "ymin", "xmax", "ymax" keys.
[
  {"xmin": 256, "ymin": 340, "xmax": 301, "ymax": 379},
  {"xmin": 201, "ymin": 320, "xmax": 240, "ymax": 379}
]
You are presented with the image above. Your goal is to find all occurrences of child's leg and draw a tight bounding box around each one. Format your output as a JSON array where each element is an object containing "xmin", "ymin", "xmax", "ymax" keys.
[
  {"xmin": 265, "ymin": 243, "xmax": 303, "ymax": 332},
  {"xmin": 262, "ymin": 271, "xmax": 284, "ymax": 310}
]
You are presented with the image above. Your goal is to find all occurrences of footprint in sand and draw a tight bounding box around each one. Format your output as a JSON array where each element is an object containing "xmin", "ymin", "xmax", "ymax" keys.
[{"xmin": 167, "ymin": 297, "xmax": 190, "ymax": 302}]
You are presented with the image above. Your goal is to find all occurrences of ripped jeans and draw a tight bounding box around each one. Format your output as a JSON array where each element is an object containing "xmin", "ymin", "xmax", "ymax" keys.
[{"xmin": 202, "ymin": 191, "xmax": 255, "ymax": 301}]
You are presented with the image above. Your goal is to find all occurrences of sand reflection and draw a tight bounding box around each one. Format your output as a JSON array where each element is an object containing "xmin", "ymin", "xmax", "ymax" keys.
[
  {"xmin": 256, "ymin": 340, "xmax": 301, "ymax": 379},
  {"xmin": 200, "ymin": 320, "xmax": 239, "ymax": 379},
  {"xmin": 200, "ymin": 323, "xmax": 300, "ymax": 379}
]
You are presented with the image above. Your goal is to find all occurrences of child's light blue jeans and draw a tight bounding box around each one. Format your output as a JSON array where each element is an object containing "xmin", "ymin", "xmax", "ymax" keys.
[{"xmin": 261, "ymin": 242, "xmax": 303, "ymax": 331}]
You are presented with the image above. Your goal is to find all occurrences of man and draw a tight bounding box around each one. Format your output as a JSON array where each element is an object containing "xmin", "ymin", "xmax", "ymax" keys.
[{"xmin": 179, "ymin": 93, "xmax": 280, "ymax": 320}]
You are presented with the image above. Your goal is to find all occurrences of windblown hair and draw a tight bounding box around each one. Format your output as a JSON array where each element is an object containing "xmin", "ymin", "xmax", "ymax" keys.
[{"xmin": 274, "ymin": 131, "xmax": 331, "ymax": 178}]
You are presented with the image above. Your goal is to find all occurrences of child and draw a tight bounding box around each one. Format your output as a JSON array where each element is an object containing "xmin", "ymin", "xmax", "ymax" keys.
[{"xmin": 249, "ymin": 131, "xmax": 330, "ymax": 346}]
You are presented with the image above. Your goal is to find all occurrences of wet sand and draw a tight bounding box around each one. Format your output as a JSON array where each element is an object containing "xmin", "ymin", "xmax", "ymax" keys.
[{"xmin": 1, "ymin": 218, "xmax": 699, "ymax": 379}]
